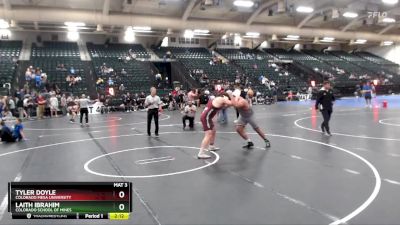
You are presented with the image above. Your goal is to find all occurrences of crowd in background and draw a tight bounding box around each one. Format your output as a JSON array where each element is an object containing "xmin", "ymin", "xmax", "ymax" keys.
[
  {"xmin": 96, "ymin": 62, "xmax": 135, "ymax": 94},
  {"xmin": 24, "ymin": 65, "xmax": 82, "ymax": 93},
  {"xmin": 317, "ymin": 66, "xmax": 394, "ymax": 84},
  {"xmin": 0, "ymin": 47, "xmax": 387, "ymax": 139}
]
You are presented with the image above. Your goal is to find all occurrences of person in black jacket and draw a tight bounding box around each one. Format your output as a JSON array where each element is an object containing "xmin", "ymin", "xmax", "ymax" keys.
[
  {"xmin": 315, "ymin": 81, "xmax": 335, "ymax": 136},
  {"xmin": 1, "ymin": 120, "xmax": 15, "ymax": 142}
]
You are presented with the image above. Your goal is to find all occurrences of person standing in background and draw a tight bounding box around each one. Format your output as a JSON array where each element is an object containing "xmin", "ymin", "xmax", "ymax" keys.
[
  {"xmin": 25, "ymin": 68, "xmax": 32, "ymax": 83},
  {"xmin": 16, "ymin": 97, "xmax": 26, "ymax": 120},
  {"xmin": 315, "ymin": 81, "xmax": 335, "ymax": 136},
  {"xmin": 79, "ymin": 94, "xmax": 90, "ymax": 127},
  {"xmin": 67, "ymin": 96, "xmax": 78, "ymax": 123},
  {"xmin": 272, "ymin": 86, "xmax": 278, "ymax": 103},
  {"xmin": 60, "ymin": 94, "xmax": 67, "ymax": 116},
  {"xmin": 36, "ymin": 94, "xmax": 46, "ymax": 119},
  {"xmin": 132, "ymin": 93, "xmax": 139, "ymax": 112},
  {"xmin": 145, "ymin": 87, "xmax": 162, "ymax": 137},
  {"xmin": 125, "ymin": 93, "xmax": 132, "ymax": 112},
  {"xmin": 362, "ymin": 81, "xmax": 373, "ymax": 108},
  {"xmin": 187, "ymin": 89, "xmax": 198, "ymax": 105},
  {"xmin": 215, "ymin": 84, "xmax": 228, "ymax": 124},
  {"xmin": 0, "ymin": 97, "xmax": 4, "ymax": 117},
  {"xmin": 8, "ymin": 97, "xmax": 16, "ymax": 118},
  {"xmin": 35, "ymin": 69, "xmax": 42, "ymax": 88},
  {"xmin": 23, "ymin": 96, "xmax": 32, "ymax": 120},
  {"xmin": 49, "ymin": 94, "xmax": 59, "ymax": 118},
  {"xmin": 307, "ymin": 86, "xmax": 313, "ymax": 100}
]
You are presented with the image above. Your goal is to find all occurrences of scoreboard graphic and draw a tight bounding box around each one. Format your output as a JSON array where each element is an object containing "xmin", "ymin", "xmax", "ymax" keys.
[{"xmin": 8, "ymin": 182, "xmax": 132, "ymax": 220}]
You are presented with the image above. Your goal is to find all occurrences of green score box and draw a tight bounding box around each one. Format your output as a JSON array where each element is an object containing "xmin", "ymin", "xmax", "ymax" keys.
[{"xmin": 12, "ymin": 201, "xmax": 130, "ymax": 214}]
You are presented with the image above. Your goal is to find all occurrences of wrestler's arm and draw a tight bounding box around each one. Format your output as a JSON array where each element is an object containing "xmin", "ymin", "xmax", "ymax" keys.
[
  {"xmin": 236, "ymin": 98, "xmax": 248, "ymax": 110},
  {"xmin": 223, "ymin": 98, "xmax": 233, "ymax": 107},
  {"xmin": 227, "ymin": 97, "xmax": 237, "ymax": 107}
]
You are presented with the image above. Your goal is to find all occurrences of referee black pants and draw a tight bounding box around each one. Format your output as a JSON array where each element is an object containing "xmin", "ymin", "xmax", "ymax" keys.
[
  {"xmin": 147, "ymin": 108, "xmax": 159, "ymax": 135},
  {"xmin": 182, "ymin": 115, "xmax": 194, "ymax": 128},
  {"xmin": 320, "ymin": 109, "xmax": 332, "ymax": 133},
  {"xmin": 80, "ymin": 108, "xmax": 89, "ymax": 124}
]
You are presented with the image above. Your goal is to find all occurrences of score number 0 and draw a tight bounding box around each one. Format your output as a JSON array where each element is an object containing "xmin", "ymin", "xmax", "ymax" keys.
[{"xmin": 119, "ymin": 191, "xmax": 125, "ymax": 211}]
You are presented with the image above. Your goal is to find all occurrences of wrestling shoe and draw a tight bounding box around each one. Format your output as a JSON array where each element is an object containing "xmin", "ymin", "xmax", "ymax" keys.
[
  {"xmin": 242, "ymin": 141, "xmax": 254, "ymax": 149},
  {"xmin": 208, "ymin": 145, "xmax": 220, "ymax": 151},
  {"xmin": 265, "ymin": 139, "xmax": 271, "ymax": 148},
  {"xmin": 197, "ymin": 150, "xmax": 211, "ymax": 159}
]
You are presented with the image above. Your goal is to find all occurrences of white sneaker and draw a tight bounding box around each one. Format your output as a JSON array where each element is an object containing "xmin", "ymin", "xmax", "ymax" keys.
[
  {"xmin": 208, "ymin": 145, "xmax": 220, "ymax": 151},
  {"xmin": 197, "ymin": 150, "xmax": 211, "ymax": 159}
]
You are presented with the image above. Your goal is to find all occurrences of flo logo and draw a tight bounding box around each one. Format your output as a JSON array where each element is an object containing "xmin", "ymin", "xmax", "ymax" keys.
[{"xmin": 368, "ymin": 11, "xmax": 388, "ymax": 18}]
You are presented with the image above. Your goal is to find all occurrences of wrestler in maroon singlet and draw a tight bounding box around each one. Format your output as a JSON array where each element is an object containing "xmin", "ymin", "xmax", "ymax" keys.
[
  {"xmin": 197, "ymin": 93, "xmax": 232, "ymax": 159},
  {"xmin": 200, "ymin": 99, "xmax": 220, "ymax": 131}
]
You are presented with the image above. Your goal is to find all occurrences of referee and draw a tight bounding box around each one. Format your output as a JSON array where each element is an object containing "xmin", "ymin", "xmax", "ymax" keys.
[
  {"xmin": 79, "ymin": 94, "xmax": 90, "ymax": 127},
  {"xmin": 145, "ymin": 87, "xmax": 162, "ymax": 137},
  {"xmin": 315, "ymin": 81, "xmax": 335, "ymax": 136}
]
